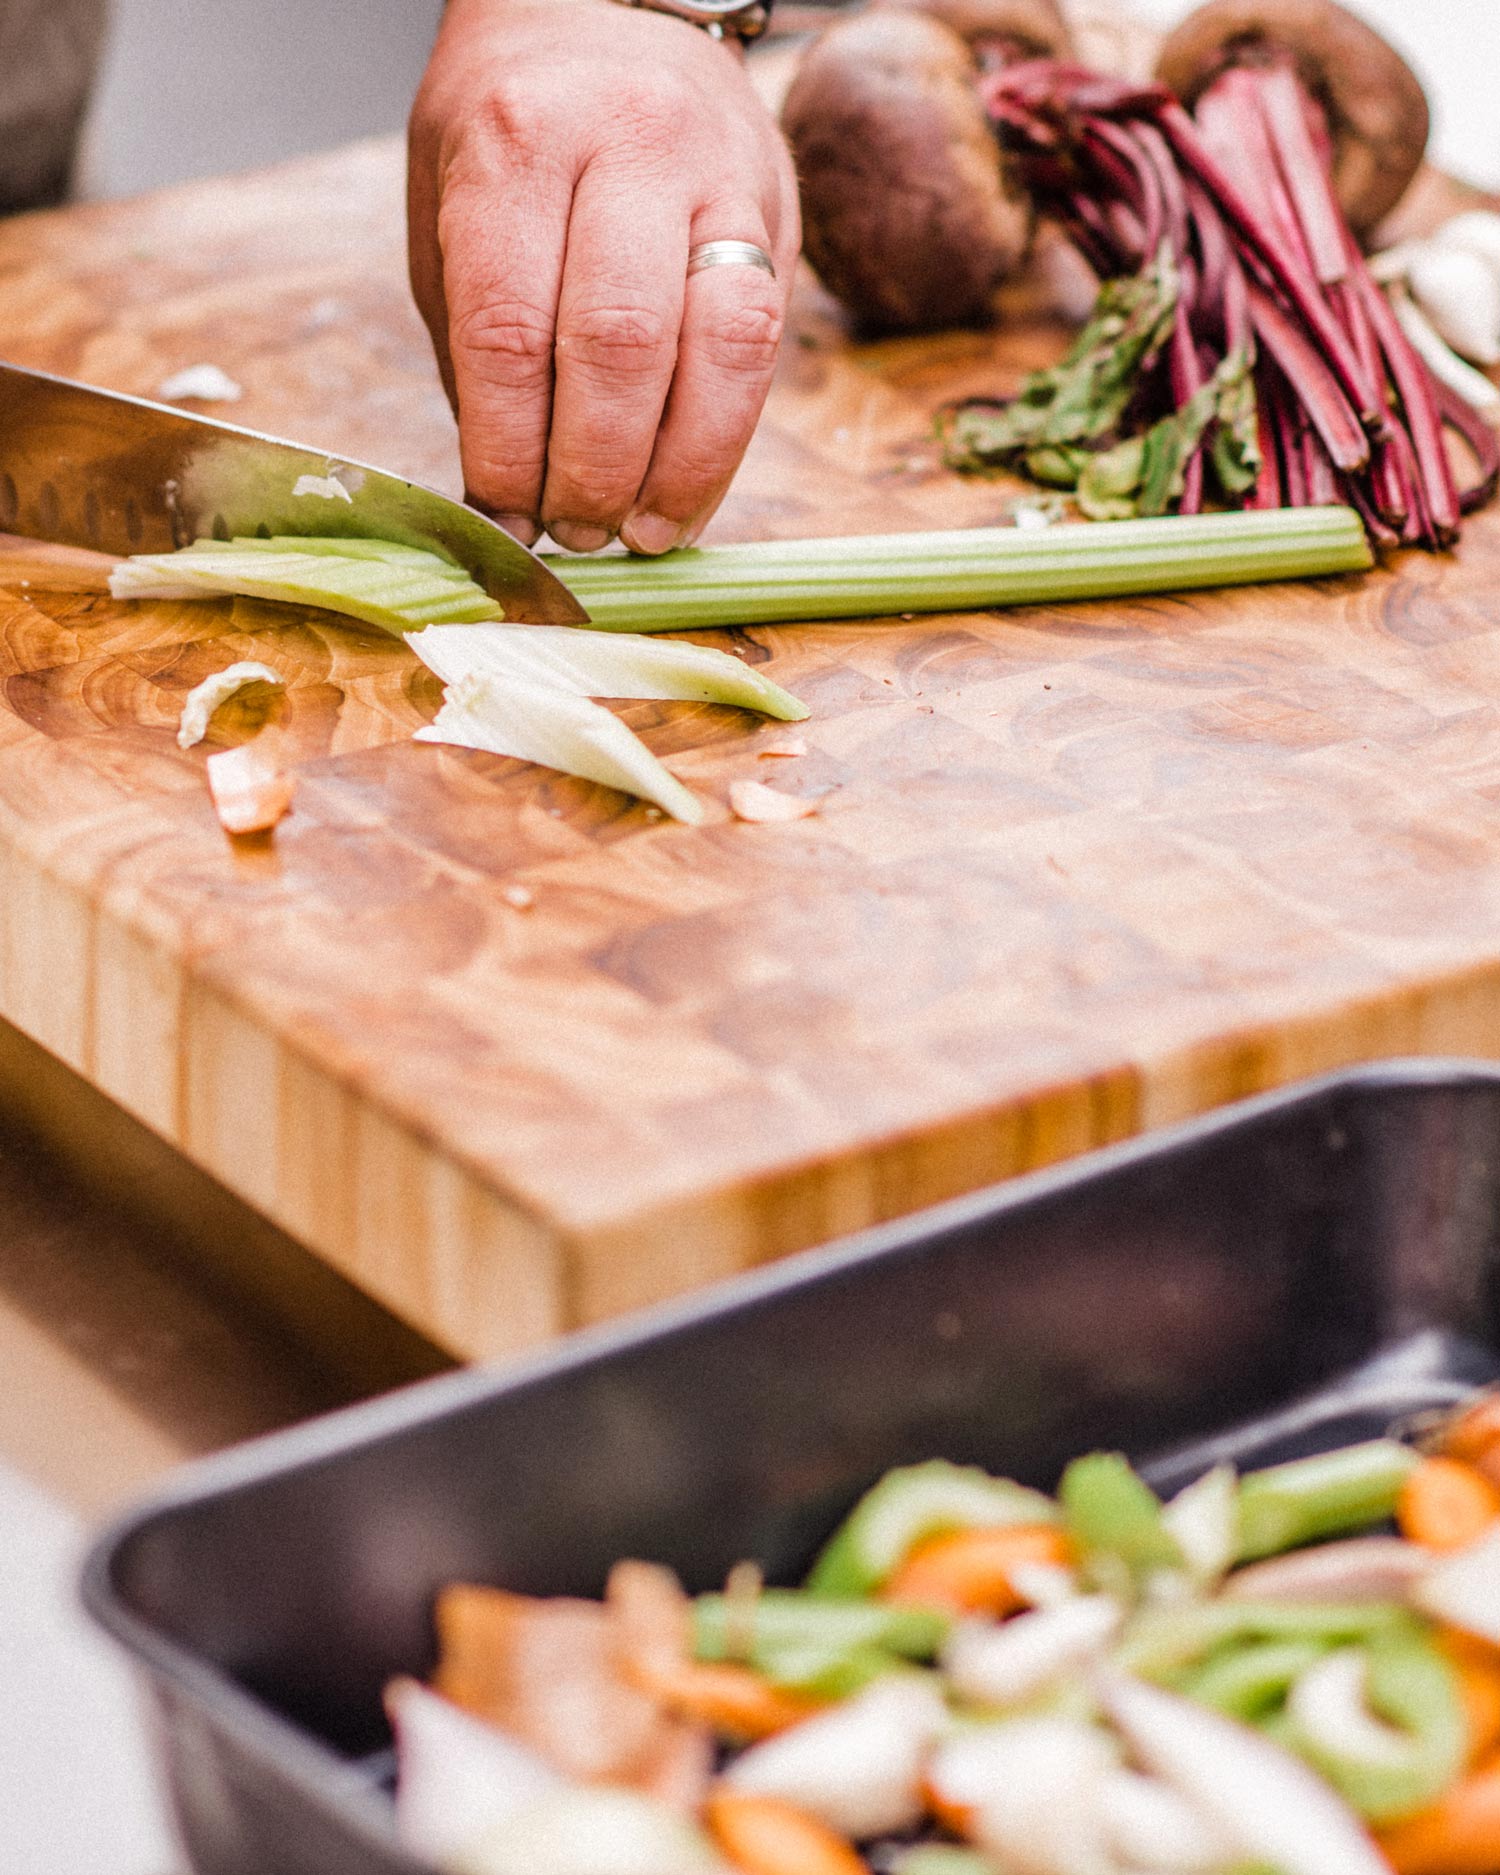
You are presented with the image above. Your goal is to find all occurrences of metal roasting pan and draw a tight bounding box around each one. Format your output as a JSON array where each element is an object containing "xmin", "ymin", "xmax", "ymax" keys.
[{"xmin": 84, "ymin": 1058, "xmax": 1500, "ymax": 1875}]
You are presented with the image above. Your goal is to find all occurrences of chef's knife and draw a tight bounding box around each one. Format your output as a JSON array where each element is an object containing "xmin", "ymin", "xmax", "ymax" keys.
[{"xmin": 0, "ymin": 360, "xmax": 588, "ymax": 624}]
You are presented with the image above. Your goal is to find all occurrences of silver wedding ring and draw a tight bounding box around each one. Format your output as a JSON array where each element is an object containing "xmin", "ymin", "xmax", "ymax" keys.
[{"xmin": 687, "ymin": 239, "xmax": 777, "ymax": 280}]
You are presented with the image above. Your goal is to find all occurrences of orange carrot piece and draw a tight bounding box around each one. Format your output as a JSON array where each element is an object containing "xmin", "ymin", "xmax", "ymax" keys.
[
  {"xmin": 706, "ymin": 1791, "xmax": 868, "ymax": 1875},
  {"xmin": 922, "ymin": 1778, "xmax": 978, "ymax": 1839},
  {"xmin": 1440, "ymin": 1632, "xmax": 1500, "ymax": 1767},
  {"xmin": 882, "ymin": 1524, "xmax": 1073, "ymax": 1615},
  {"xmin": 1379, "ymin": 1757, "xmax": 1500, "ymax": 1875},
  {"xmin": 1438, "ymin": 1398, "xmax": 1500, "ymax": 1471},
  {"xmin": 1399, "ymin": 1458, "xmax": 1500, "ymax": 1552},
  {"xmin": 632, "ymin": 1659, "xmax": 822, "ymax": 1742}
]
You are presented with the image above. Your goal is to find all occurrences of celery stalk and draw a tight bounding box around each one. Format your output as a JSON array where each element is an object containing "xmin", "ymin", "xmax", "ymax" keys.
[
  {"xmin": 110, "ymin": 536, "xmax": 502, "ymax": 635},
  {"xmin": 405, "ymin": 624, "xmax": 807, "ymax": 720},
  {"xmin": 547, "ymin": 508, "xmax": 1372, "ymax": 633},
  {"xmin": 415, "ymin": 674, "xmax": 702, "ymax": 824}
]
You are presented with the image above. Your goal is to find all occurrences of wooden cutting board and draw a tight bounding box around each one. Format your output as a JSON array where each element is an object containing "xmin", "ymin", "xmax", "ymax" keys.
[{"xmin": 2, "ymin": 119, "xmax": 1499, "ymax": 1361}]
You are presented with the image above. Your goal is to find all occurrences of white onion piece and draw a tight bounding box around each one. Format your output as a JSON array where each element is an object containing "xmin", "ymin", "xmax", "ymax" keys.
[
  {"xmin": 1412, "ymin": 1524, "xmax": 1500, "ymax": 1645},
  {"xmin": 1367, "ymin": 241, "xmax": 1424, "ymax": 285},
  {"xmin": 1433, "ymin": 211, "xmax": 1500, "ymax": 286},
  {"xmin": 722, "ymin": 1674, "xmax": 946, "ymax": 1840},
  {"xmin": 1287, "ymin": 1649, "xmax": 1414, "ymax": 1770},
  {"xmin": 943, "ymin": 1596, "xmax": 1123, "ymax": 1708},
  {"xmin": 1099, "ymin": 1769, "xmax": 1230, "ymax": 1873},
  {"xmin": 176, "ymin": 661, "xmax": 283, "ymax": 748},
  {"xmin": 1009, "ymin": 1562, "xmax": 1080, "ymax": 1608},
  {"xmin": 1223, "ymin": 1537, "xmax": 1430, "ymax": 1603},
  {"xmin": 1408, "ymin": 246, "xmax": 1500, "ymax": 365},
  {"xmin": 454, "ymin": 1787, "xmax": 728, "ymax": 1875},
  {"xmin": 1095, "ymin": 1671, "xmax": 1389, "ymax": 1875},
  {"xmin": 1162, "ymin": 1465, "xmax": 1237, "ymax": 1584},
  {"xmin": 386, "ymin": 1677, "xmax": 562, "ymax": 1868},
  {"xmin": 967, "ymin": 1717, "xmax": 1119, "ymax": 1875}
]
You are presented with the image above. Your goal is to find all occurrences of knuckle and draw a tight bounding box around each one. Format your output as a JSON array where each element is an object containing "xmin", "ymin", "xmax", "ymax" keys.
[
  {"xmin": 448, "ymin": 299, "xmax": 555, "ymax": 387},
  {"xmin": 700, "ymin": 300, "xmax": 784, "ymax": 379},
  {"xmin": 559, "ymin": 301, "xmax": 676, "ymax": 378}
]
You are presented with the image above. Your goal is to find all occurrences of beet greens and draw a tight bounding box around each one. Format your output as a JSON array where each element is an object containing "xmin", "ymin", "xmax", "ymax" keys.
[{"xmin": 942, "ymin": 57, "xmax": 1498, "ymax": 545}]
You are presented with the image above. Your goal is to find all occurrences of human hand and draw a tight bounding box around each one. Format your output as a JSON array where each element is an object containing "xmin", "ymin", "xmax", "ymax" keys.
[{"xmin": 408, "ymin": 0, "xmax": 799, "ymax": 555}]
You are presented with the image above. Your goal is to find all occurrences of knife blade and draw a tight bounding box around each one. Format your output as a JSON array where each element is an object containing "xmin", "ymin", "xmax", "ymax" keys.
[{"xmin": 0, "ymin": 361, "xmax": 588, "ymax": 625}]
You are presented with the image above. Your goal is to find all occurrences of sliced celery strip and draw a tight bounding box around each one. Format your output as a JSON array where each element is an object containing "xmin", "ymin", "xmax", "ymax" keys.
[
  {"xmin": 1183, "ymin": 1636, "xmax": 1332, "ymax": 1719},
  {"xmin": 806, "ymin": 1461, "xmax": 1059, "ymax": 1598},
  {"xmin": 1284, "ymin": 1637, "xmax": 1465, "ymax": 1823},
  {"xmin": 405, "ymin": 624, "xmax": 808, "ymax": 721},
  {"xmin": 1117, "ymin": 1600, "xmax": 1421, "ymax": 1682},
  {"xmin": 694, "ymin": 1589, "xmax": 948, "ymax": 1693},
  {"xmin": 546, "ymin": 508, "xmax": 1373, "ymax": 633},
  {"xmin": 1235, "ymin": 1442, "xmax": 1418, "ymax": 1563},
  {"xmin": 415, "ymin": 674, "xmax": 702, "ymax": 824},
  {"xmin": 110, "ymin": 536, "xmax": 501, "ymax": 635},
  {"xmin": 1061, "ymin": 1452, "xmax": 1182, "ymax": 1581}
]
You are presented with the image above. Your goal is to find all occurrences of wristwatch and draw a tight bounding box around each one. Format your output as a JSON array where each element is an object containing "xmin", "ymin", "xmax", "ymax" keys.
[{"xmin": 606, "ymin": 0, "xmax": 772, "ymax": 43}]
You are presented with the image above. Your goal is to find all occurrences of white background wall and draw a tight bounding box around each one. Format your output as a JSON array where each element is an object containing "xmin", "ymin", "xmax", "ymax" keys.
[
  {"xmin": 78, "ymin": 0, "xmax": 445, "ymax": 199},
  {"xmin": 75, "ymin": 1, "xmax": 1500, "ymax": 202}
]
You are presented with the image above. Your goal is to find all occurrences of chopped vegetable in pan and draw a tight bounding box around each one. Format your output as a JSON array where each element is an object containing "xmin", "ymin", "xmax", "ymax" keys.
[{"xmin": 392, "ymin": 1396, "xmax": 1500, "ymax": 1875}]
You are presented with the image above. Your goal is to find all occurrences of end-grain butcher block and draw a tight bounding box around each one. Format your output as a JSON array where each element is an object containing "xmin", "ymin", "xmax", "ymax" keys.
[{"xmin": 1, "ymin": 131, "xmax": 1499, "ymax": 1359}]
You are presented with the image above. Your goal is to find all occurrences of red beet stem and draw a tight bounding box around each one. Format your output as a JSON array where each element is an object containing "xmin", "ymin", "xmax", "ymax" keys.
[
  {"xmin": 1432, "ymin": 378, "xmax": 1500, "ymax": 514},
  {"xmin": 1194, "ymin": 71, "xmax": 1312, "ymax": 278},
  {"xmin": 1246, "ymin": 385, "xmax": 1283, "ymax": 509},
  {"xmin": 1160, "ymin": 100, "xmax": 1383, "ymax": 429},
  {"xmin": 1247, "ymin": 282, "xmax": 1369, "ymax": 472},
  {"xmin": 1084, "ymin": 119, "xmax": 1164, "ymax": 260},
  {"xmin": 1254, "ymin": 60, "xmax": 1347, "ymax": 286},
  {"xmin": 1350, "ymin": 240, "xmax": 1460, "ymax": 544}
]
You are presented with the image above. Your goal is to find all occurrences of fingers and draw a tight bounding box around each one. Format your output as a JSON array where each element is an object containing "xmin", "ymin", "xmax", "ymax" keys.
[
  {"xmin": 619, "ymin": 206, "xmax": 794, "ymax": 556},
  {"xmin": 435, "ymin": 156, "xmax": 574, "ymax": 547},
  {"xmin": 540, "ymin": 161, "xmax": 687, "ymax": 552}
]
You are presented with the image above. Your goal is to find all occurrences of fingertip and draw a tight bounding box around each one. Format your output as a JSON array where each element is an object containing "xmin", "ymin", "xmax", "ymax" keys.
[
  {"xmin": 493, "ymin": 512, "xmax": 541, "ymax": 547},
  {"xmin": 619, "ymin": 512, "xmax": 685, "ymax": 556}
]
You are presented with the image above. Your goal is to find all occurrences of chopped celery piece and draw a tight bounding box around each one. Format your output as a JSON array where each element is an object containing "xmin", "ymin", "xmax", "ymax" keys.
[
  {"xmin": 1183, "ymin": 1637, "xmax": 1333, "ymax": 1719},
  {"xmin": 1117, "ymin": 1600, "xmax": 1421, "ymax": 1682},
  {"xmin": 182, "ymin": 535, "xmax": 472, "ymax": 571},
  {"xmin": 693, "ymin": 1590, "xmax": 949, "ymax": 1676},
  {"xmin": 405, "ymin": 623, "xmax": 808, "ymax": 720},
  {"xmin": 176, "ymin": 660, "xmax": 282, "ymax": 749},
  {"xmin": 415, "ymin": 674, "xmax": 702, "ymax": 824},
  {"xmin": 1235, "ymin": 1443, "xmax": 1418, "ymax": 1563},
  {"xmin": 805, "ymin": 1461, "xmax": 1059, "ymax": 1598},
  {"xmin": 740, "ymin": 1640, "xmax": 912, "ymax": 1701},
  {"xmin": 546, "ymin": 509, "xmax": 1374, "ymax": 633},
  {"xmin": 1284, "ymin": 1638, "xmax": 1465, "ymax": 1823},
  {"xmin": 1060, "ymin": 1453, "xmax": 1181, "ymax": 1581},
  {"xmin": 109, "ymin": 535, "xmax": 501, "ymax": 635},
  {"xmin": 889, "ymin": 1850, "xmax": 1000, "ymax": 1875}
]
